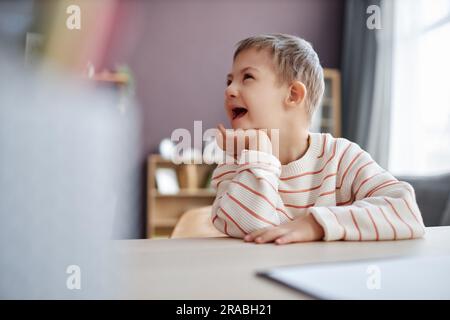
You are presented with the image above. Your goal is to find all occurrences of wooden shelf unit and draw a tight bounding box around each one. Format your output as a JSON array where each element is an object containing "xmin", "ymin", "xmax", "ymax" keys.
[
  {"xmin": 311, "ymin": 68, "xmax": 342, "ymax": 137},
  {"xmin": 146, "ymin": 155, "xmax": 216, "ymax": 238}
]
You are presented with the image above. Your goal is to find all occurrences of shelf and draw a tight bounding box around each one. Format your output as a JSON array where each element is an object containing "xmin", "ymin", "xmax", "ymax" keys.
[
  {"xmin": 150, "ymin": 155, "xmax": 174, "ymax": 164},
  {"xmin": 321, "ymin": 119, "xmax": 335, "ymax": 127},
  {"xmin": 311, "ymin": 68, "xmax": 341, "ymax": 137},
  {"xmin": 147, "ymin": 154, "xmax": 217, "ymax": 238},
  {"xmin": 321, "ymin": 97, "xmax": 333, "ymax": 105},
  {"xmin": 150, "ymin": 155, "xmax": 216, "ymax": 167},
  {"xmin": 154, "ymin": 218, "xmax": 179, "ymax": 227},
  {"xmin": 151, "ymin": 189, "xmax": 216, "ymax": 198}
]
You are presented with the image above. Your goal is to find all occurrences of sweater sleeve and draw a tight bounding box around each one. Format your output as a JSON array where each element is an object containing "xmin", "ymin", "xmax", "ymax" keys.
[
  {"xmin": 211, "ymin": 150, "xmax": 293, "ymax": 238},
  {"xmin": 310, "ymin": 143, "xmax": 426, "ymax": 241}
]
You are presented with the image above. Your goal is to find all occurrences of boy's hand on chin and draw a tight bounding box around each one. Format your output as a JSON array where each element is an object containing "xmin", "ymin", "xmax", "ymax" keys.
[
  {"xmin": 243, "ymin": 213, "xmax": 325, "ymax": 244},
  {"xmin": 216, "ymin": 123, "xmax": 273, "ymax": 158}
]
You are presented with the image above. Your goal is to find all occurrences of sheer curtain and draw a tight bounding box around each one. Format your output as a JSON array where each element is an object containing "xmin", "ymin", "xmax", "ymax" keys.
[
  {"xmin": 340, "ymin": 0, "xmax": 394, "ymax": 169},
  {"xmin": 389, "ymin": 0, "xmax": 450, "ymax": 176},
  {"xmin": 366, "ymin": 0, "xmax": 394, "ymax": 169}
]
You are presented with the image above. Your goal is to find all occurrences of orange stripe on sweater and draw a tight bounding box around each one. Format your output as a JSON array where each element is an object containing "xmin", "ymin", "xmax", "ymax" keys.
[
  {"xmin": 357, "ymin": 205, "xmax": 379, "ymax": 241},
  {"xmin": 237, "ymin": 166, "xmax": 278, "ymax": 176},
  {"xmin": 284, "ymin": 189, "xmax": 335, "ymax": 209},
  {"xmin": 336, "ymin": 143, "xmax": 353, "ymax": 173},
  {"xmin": 276, "ymin": 207, "xmax": 294, "ymax": 221},
  {"xmin": 364, "ymin": 179, "xmax": 398, "ymax": 198},
  {"xmin": 279, "ymin": 159, "xmax": 373, "ymax": 203},
  {"xmin": 212, "ymin": 170, "xmax": 236, "ymax": 180},
  {"xmin": 226, "ymin": 192, "xmax": 278, "ymax": 227},
  {"xmin": 239, "ymin": 169, "xmax": 278, "ymax": 192},
  {"xmin": 318, "ymin": 134, "xmax": 327, "ymax": 158},
  {"xmin": 369, "ymin": 181, "xmax": 403, "ymax": 197},
  {"xmin": 284, "ymin": 203, "xmax": 315, "ymax": 209},
  {"xmin": 337, "ymin": 151, "xmax": 364, "ymax": 189},
  {"xmin": 353, "ymin": 161, "xmax": 375, "ymax": 186},
  {"xmin": 230, "ymin": 180, "xmax": 277, "ymax": 210},
  {"xmin": 280, "ymin": 140, "xmax": 338, "ymax": 181},
  {"xmin": 327, "ymin": 207, "xmax": 346, "ymax": 239},
  {"xmin": 384, "ymin": 197, "xmax": 414, "ymax": 239},
  {"xmin": 279, "ymin": 173, "xmax": 336, "ymax": 193},
  {"xmin": 219, "ymin": 207, "xmax": 247, "ymax": 235},
  {"xmin": 350, "ymin": 209, "xmax": 362, "ymax": 241},
  {"xmin": 240, "ymin": 161, "xmax": 279, "ymax": 168},
  {"xmin": 280, "ymin": 156, "xmax": 370, "ymax": 206},
  {"xmin": 402, "ymin": 198, "xmax": 420, "ymax": 224},
  {"xmin": 336, "ymin": 169, "xmax": 384, "ymax": 206},
  {"xmin": 223, "ymin": 220, "xmax": 229, "ymax": 236},
  {"xmin": 379, "ymin": 206, "xmax": 397, "ymax": 240},
  {"xmin": 319, "ymin": 190, "xmax": 336, "ymax": 197},
  {"xmin": 354, "ymin": 170, "xmax": 385, "ymax": 199}
]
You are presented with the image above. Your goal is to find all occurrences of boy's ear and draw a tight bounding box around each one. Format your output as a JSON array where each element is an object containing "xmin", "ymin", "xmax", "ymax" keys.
[{"xmin": 285, "ymin": 80, "xmax": 307, "ymax": 107}]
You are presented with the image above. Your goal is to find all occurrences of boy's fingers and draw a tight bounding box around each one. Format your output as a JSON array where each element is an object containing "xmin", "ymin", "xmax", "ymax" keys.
[
  {"xmin": 257, "ymin": 130, "xmax": 272, "ymax": 153},
  {"xmin": 244, "ymin": 228, "xmax": 270, "ymax": 242},
  {"xmin": 232, "ymin": 129, "xmax": 248, "ymax": 157},
  {"xmin": 216, "ymin": 124, "xmax": 231, "ymax": 153},
  {"xmin": 225, "ymin": 129, "xmax": 239, "ymax": 157},
  {"xmin": 217, "ymin": 126, "xmax": 233, "ymax": 155},
  {"xmin": 275, "ymin": 231, "xmax": 303, "ymax": 245},
  {"xmin": 254, "ymin": 228, "xmax": 287, "ymax": 243},
  {"xmin": 215, "ymin": 127, "xmax": 274, "ymax": 157},
  {"xmin": 218, "ymin": 124, "xmax": 226, "ymax": 137}
]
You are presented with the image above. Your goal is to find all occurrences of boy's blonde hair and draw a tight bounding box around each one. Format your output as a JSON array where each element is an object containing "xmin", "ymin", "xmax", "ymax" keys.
[{"xmin": 233, "ymin": 33, "xmax": 324, "ymax": 121}]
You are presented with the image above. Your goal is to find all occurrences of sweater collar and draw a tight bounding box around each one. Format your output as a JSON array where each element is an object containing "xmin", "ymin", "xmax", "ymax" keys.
[{"xmin": 280, "ymin": 132, "xmax": 325, "ymax": 178}]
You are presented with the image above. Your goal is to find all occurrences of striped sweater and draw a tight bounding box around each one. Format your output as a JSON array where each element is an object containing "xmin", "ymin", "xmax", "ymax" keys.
[{"xmin": 211, "ymin": 132, "xmax": 426, "ymax": 241}]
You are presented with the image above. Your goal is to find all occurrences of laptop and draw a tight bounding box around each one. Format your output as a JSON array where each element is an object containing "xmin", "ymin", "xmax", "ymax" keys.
[{"xmin": 258, "ymin": 254, "xmax": 450, "ymax": 299}]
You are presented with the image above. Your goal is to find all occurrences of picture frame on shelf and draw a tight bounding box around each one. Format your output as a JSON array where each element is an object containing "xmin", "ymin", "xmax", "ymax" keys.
[
  {"xmin": 310, "ymin": 68, "xmax": 341, "ymax": 137},
  {"xmin": 155, "ymin": 168, "xmax": 179, "ymax": 195}
]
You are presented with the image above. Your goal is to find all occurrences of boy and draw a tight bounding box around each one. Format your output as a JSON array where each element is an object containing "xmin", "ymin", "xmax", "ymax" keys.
[{"xmin": 212, "ymin": 33, "xmax": 425, "ymax": 244}]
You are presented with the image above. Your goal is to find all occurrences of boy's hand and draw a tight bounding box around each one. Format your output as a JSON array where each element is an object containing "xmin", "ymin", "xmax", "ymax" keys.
[
  {"xmin": 216, "ymin": 124, "xmax": 273, "ymax": 158},
  {"xmin": 243, "ymin": 212, "xmax": 325, "ymax": 244}
]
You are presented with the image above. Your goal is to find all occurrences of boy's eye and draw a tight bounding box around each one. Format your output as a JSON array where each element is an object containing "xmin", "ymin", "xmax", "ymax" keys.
[{"xmin": 226, "ymin": 73, "xmax": 253, "ymax": 86}]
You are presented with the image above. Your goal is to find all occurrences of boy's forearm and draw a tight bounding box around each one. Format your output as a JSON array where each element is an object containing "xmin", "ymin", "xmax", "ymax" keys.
[
  {"xmin": 211, "ymin": 150, "xmax": 287, "ymax": 237},
  {"xmin": 309, "ymin": 181, "xmax": 425, "ymax": 241}
]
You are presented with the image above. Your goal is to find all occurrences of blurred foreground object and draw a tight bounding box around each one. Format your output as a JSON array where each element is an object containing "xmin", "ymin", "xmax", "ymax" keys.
[{"xmin": 0, "ymin": 48, "xmax": 142, "ymax": 298}]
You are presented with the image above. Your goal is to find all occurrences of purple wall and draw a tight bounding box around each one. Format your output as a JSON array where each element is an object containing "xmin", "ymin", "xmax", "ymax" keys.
[{"xmin": 108, "ymin": 0, "xmax": 345, "ymax": 155}]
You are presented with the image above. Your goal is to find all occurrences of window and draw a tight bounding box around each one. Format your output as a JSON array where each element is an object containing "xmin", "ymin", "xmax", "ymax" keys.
[{"xmin": 389, "ymin": 0, "xmax": 450, "ymax": 176}]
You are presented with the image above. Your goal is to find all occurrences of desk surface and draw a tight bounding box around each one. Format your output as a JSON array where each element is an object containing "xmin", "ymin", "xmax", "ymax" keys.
[{"xmin": 114, "ymin": 226, "xmax": 450, "ymax": 299}]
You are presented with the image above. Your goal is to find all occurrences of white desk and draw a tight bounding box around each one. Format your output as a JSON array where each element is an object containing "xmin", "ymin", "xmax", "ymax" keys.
[{"xmin": 114, "ymin": 226, "xmax": 450, "ymax": 299}]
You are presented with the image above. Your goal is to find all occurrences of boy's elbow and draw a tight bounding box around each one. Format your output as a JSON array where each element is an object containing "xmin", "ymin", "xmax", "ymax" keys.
[
  {"xmin": 414, "ymin": 220, "xmax": 426, "ymax": 239},
  {"xmin": 212, "ymin": 214, "xmax": 275, "ymax": 239},
  {"xmin": 211, "ymin": 215, "xmax": 246, "ymax": 239},
  {"xmin": 419, "ymin": 225, "xmax": 426, "ymax": 238}
]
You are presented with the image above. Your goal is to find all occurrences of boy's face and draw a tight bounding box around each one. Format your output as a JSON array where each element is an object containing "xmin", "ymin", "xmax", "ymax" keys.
[{"xmin": 225, "ymin": 48, "xmax": 289, "ymax": 130}]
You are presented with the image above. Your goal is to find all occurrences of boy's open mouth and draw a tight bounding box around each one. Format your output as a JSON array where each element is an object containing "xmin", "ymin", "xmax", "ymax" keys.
[{"xmin": 231, "ymin": 106, "xmax": 248, "ymax": 120}]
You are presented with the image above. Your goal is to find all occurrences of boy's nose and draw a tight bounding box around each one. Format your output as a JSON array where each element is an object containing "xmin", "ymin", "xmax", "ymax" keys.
[{"xmin": 225, "ymin": 84, "xmax": 238, "ymax": 99}]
